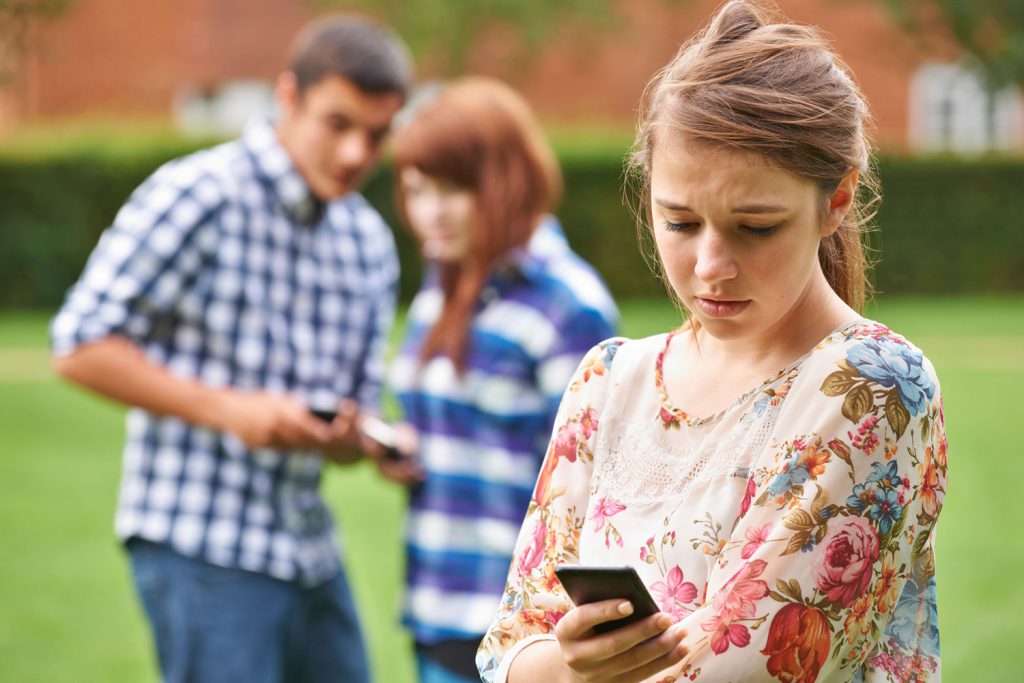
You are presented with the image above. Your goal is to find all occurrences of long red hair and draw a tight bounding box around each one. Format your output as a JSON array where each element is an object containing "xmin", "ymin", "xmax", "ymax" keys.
[{"xmin": 393, "ymin": 77, "xmax": 562, "ymax": 370}]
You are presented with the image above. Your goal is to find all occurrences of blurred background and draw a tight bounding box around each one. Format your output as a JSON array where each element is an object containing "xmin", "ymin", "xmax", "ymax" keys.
[{"xmin": 0, "ymin": 0, "xmax": 1021, "ymax": 681}]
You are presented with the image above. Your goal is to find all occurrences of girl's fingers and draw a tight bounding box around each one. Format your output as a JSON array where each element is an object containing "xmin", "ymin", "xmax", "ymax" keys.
[
  {"xmin": 556, "ymin": 599, "xmax": 632, "ymax": 642},
  {"xmin": 599, "ymin": 622, "xmax": 688, "ymax": 679},
  {"xmin": 557, "ymin": 605, "xmax": 677, "ymax": 666}
]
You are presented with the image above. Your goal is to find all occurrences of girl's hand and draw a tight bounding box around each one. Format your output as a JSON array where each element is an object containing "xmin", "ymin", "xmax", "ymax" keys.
[
  {"xmin": 373, "ymin": 421, "xmax": 424, "ymax": 487},
  {"xmin": 553, "ymin": 600, "xmax": 688, "ymax": 683}
]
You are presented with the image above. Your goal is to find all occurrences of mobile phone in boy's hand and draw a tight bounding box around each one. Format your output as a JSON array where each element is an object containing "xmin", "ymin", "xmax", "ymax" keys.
[
  {"xmin": 555, "ymin": 565, "xmax": 661, "ymax": 633},
  {"xmin": 309, "ymin": 410, "xmax": 404, "ymax": 461},
  {"xmin": 359, "ymin": 415, "xmax": 405, "ymax": 461},
  {"xmin": 310, "ymin": 409, "xmax": 338, "ymax": 424}
]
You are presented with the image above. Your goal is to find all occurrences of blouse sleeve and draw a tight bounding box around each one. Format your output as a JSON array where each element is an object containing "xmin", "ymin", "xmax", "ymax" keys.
[
  {"xmin": 476, "ymin": 338, "xmax": 625, "ymax": 683},
  {"xmin": 652, "ymin": 326, "xmax": 948, "ymax": 682}
]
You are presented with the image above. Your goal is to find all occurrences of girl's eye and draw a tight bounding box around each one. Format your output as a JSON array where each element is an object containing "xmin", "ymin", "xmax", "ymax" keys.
[
  {"xmin": 663, "ymin": 220, "xmax": 699, "ymax": 232},
  {"xmin": 740, "ymin": 224, "xmax": 779, "ymax": 237}
]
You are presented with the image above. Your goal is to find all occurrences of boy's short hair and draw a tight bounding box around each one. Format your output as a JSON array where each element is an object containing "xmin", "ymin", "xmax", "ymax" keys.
[{"xmin": 288, "ymin": 15, "xmax": 412, "ymax": 98}]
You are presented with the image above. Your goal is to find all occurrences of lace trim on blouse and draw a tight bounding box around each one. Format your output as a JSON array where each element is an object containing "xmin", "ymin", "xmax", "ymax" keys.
[
  {"xmin": 593, "ymin": 399, "xmax": 782, "ymax": 507},
  {"xmin": 601, "ymin": 319, "xmax": 863, "ymax": 507}
]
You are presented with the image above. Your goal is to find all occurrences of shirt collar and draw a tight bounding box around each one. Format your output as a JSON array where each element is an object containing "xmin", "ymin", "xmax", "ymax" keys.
[
  {"xmin": 242, "ymin": 116, "xmax": 325, "ymax": 226},
  {"xmin": 496, "ymin": 216, "xmax": 570, "ymax": 283}
]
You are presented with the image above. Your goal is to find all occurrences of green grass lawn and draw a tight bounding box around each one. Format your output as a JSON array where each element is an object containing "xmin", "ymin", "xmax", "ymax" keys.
[{"xmin": 0, "ymin": 296, "xmax": 1020, "ymax": 682}]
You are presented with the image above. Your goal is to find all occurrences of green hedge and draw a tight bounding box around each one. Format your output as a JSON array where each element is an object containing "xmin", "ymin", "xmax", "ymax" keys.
[{"xmin": 1, "ymin": 138, "xmax": 1021, "ymax": 309}]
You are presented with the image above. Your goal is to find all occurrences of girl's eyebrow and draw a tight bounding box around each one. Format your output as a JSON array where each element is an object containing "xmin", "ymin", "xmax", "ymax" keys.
[
  {"xmin": 731, "ymin": 204, "xmax": 787, "ymax": 214},
  {"xmin": 653, "ymin": 198, "xmax": 690, "ymax": 211},
  {"xmin": 654, "ymin": 198, "xmax": 788, "ymax": 214}
]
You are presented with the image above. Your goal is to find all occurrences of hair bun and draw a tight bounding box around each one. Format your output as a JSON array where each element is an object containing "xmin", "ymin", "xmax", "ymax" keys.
[{"xmin": 704, "ymin": 0, "xmax": 770, "ymax": 47}]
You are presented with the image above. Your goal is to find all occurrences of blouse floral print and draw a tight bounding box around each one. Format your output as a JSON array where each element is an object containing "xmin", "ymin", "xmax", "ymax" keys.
[{"xmin": 476, "ymin": 319, "xmax": 946, "ymax": 682}]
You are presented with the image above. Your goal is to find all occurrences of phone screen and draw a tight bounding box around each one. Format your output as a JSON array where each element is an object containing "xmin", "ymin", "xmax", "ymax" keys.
[
  {"xmin": 360, "ymin": 415, "xmax": 405, "ymax": 462},
  {"xmin": 555, "ymin": 565, "xmax": 661, "ymax": 633}
]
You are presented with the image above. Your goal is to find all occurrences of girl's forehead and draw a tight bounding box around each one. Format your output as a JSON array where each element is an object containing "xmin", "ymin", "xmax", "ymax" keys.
[
  {"xmin": 650, "ymin": 130, "xmax": 776, "ymax": 170},
  {"xmin": 649, "ymin": 142, "xmax": 818, "ymax": 209}
]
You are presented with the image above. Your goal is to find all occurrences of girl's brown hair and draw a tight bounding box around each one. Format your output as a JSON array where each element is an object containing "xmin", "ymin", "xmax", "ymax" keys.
[
  {"xmin": 629, "ymin": 0, "xmax": 879, "ymax": 311},
  {"xmin": 393, "ymin": 77, "xmax": 562, "ymax": 370}
]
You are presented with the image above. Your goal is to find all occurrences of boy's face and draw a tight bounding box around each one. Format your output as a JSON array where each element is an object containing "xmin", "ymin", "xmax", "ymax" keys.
[{"xmin": 276, "ymin": 73, "xmax": 404, "ymax": 200}]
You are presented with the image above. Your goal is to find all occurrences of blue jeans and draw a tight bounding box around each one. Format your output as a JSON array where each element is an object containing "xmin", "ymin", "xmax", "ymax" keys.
[
  {"xmin": 127, "ymin": 539, "xmax": 369, "ymax": 683},
  {"xmin": 415, "ymin": 652, "xmax": 482, "ymax": 683},
  {"xmin": 414, "ymin": 639, "xmax": 482, "ymax": 683}
]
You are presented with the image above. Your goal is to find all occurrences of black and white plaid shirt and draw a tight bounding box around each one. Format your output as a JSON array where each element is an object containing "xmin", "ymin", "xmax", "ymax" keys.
[{"xmin": 51, "ymin": 118, "xmax": 399, "ymax": 585}]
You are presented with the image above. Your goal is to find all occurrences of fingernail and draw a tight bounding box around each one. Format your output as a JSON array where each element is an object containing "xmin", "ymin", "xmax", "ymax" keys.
[{"xmin": 618, "ymin": 601, "xmax": 633, "ymax": 615}]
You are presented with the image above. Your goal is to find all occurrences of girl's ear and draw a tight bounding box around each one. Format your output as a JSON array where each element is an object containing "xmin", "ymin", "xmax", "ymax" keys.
[{"xmin": 822, "ymin": 169, "xmax": 859, "ymax": 237}]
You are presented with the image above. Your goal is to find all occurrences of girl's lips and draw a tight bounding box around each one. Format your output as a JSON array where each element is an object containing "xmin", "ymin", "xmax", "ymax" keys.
[{"xmin": 694, "ymin": 297, "xmax": 751, "ymax": 318}]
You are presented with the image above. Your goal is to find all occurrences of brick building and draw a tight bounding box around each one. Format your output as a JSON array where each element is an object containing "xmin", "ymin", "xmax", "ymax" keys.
[{"xmin": 2, "ymin": 0, "xmax": 1021, "ymax": 153}]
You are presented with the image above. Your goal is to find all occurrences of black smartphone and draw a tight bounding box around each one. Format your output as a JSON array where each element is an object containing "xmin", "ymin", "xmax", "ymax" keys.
[
  {"xmin": 310, "ymin": 409, "xmax": 338, "ymax": 423},
  {"xmin": 555, "ymin": 565, "xmax": 661, "ymax": 633},
  {"xmin": 309, "ymin": 410, "xmax": 405, "ymax": 461}
]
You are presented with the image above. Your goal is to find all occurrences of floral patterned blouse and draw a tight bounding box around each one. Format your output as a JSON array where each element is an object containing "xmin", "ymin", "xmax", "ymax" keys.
[{"xmin": 477, "ymin": 319, "xmax": 947, "ymax": 683}]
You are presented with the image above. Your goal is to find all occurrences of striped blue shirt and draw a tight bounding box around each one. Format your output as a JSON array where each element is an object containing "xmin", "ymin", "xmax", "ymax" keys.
[
  {"xmin": 390, "ymin": 218, "xmax": 618, "ymax": 642},
  {"xmin": 51, "ymin": 117, "xmax": 399, "ymax": 585}
]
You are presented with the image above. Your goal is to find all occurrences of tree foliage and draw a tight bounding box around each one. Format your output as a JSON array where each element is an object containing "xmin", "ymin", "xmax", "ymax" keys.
[
  {"xmin": 318, "ymin": 0, "xmax": 633, "ymax": 73},
  {"xmin": 0, "ymin": 0, "xmax": 76, "ymax": 81},
  {"xmin": 881, "ymin": 0, "xmax": 1024, "ymax": 87},
  {"xmin": 0, "ymin": 0, "xmax": 71, "ymax": 17}
]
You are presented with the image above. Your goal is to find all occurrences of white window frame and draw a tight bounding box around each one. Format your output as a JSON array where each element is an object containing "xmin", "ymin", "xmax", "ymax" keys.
[{"xmin": 909, "ymin": 60, "xmax": 1023, "ymax": 153}]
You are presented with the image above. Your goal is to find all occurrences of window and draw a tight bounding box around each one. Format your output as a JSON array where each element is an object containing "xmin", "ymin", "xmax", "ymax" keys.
[
  {"xmin": 174, "ymin": 80, "xmax": 276, "ymax": 136},
  {"xmin": 909, "ymin": 61, "xmax": 1023, "ymax": 153}
]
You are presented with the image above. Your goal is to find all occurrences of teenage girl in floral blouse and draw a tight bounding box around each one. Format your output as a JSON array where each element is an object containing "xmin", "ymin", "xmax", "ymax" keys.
[{"xmin": 476, "ymin": 2, "xmax": 947, "ymax": 682}]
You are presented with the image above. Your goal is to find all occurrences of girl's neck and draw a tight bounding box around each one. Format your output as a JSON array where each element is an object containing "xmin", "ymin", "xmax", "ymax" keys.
[{"xmin": 691, "ymin": 273, "xmax": 855, "ymax": 369}]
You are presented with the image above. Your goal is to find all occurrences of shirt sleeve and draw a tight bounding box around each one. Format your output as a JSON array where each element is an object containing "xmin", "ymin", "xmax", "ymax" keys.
[
  {"xmin": 646, "ymin": 327, "xmax": 947, "ymax": 681},
  {"xmin": 50, "ymin": 159, "xmax": 221, "ymax": 355},
  {"xmin": 476, "ymin": 338, "xmax": 625, "ymax": 683}
]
